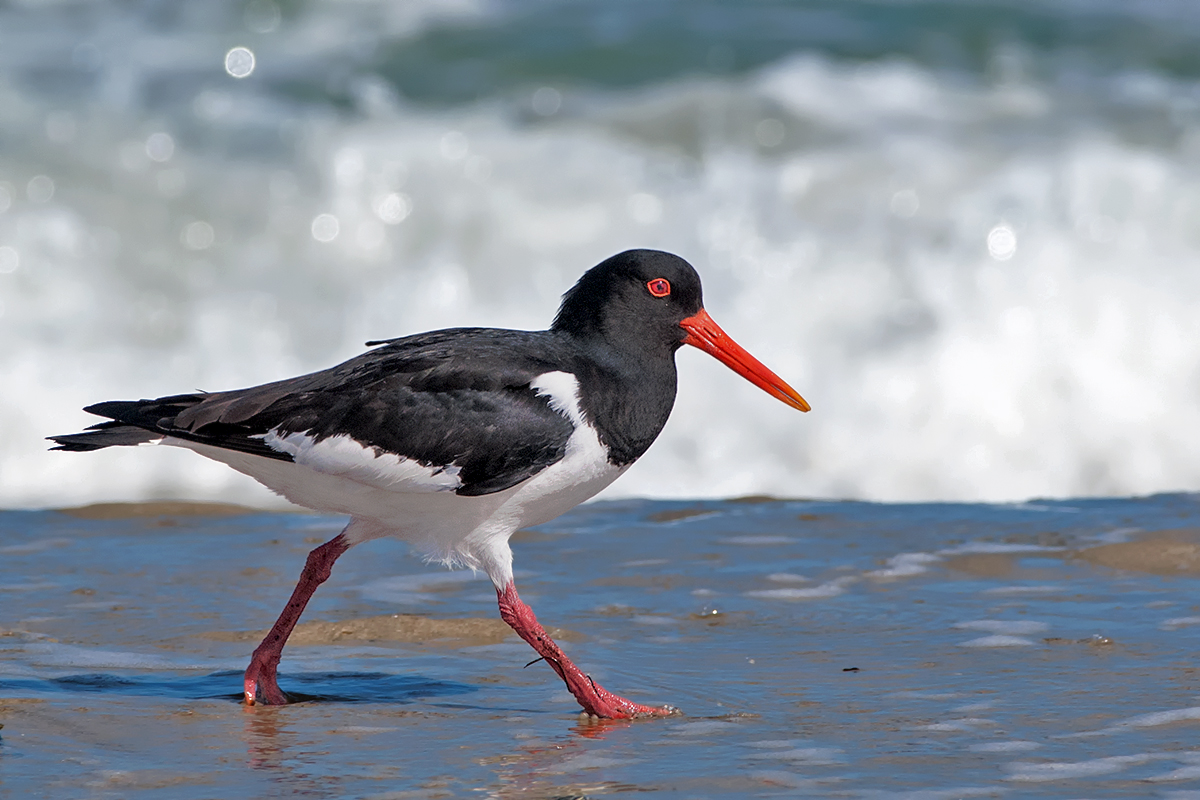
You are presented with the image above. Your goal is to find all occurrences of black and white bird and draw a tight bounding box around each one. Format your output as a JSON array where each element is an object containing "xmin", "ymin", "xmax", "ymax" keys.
[{"xmin": 50, "ymin": 249, "xmax": 809, "ymax": 718}]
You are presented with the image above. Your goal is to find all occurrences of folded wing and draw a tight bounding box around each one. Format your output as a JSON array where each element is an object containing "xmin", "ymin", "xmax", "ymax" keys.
[{"xmin": 49, "ymin": 329, "xmax": 580, "ymax": 497}]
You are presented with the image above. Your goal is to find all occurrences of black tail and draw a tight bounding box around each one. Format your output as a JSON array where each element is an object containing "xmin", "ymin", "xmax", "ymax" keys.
[
  {"xmin": 49, "ymin": 392, "xmax": 290, "ymax": 461},
  {"xmin": 48, "ymin": 421, "xmax": 161, "ymax": 451},
  {"xmin": 48, "ymin": 394, "xmax": 207, "ymax": 453}
]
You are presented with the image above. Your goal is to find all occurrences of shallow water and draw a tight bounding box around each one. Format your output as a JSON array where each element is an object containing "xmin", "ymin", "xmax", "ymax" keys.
[{"xmin": 2, "ymin": 495, "xmax": 1199, "ymax": 797}]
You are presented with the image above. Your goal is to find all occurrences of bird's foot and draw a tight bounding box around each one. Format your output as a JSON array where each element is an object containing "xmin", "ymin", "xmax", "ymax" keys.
[
  {"xmin": 567, "ymin": 674, "xmax": 677, "ymax": 719},
  {"xmin": 497, "ymin": 581, "xmax": 677, "ymax": 719},
  {"xmin": 243, "ymin": 660, "xmax": 289, "ymax": 705},
  {"xmin": 573, "ymin": 681, "xmax": 672, "ymax": 719}
]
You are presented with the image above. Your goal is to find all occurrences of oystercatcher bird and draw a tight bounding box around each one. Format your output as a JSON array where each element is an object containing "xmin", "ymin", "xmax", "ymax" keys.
[{"xmin": 50, "ymin": 249, "xmax": 809, "ymax": 718}]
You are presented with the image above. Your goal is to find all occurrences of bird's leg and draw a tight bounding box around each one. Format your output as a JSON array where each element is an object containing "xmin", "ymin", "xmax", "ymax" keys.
[
  {"xmin": 243, "ymin": 533, "xmax": 351, "ymax": 705},
  {"xmin": 496, "ymin": 580, "xmax": 675, "ymax": 719}
]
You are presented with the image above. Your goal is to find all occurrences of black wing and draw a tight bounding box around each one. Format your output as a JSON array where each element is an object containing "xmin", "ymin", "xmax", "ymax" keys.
[{"xmin": 50, "ymin": 329, "xmax": 580, "ymax": 497}]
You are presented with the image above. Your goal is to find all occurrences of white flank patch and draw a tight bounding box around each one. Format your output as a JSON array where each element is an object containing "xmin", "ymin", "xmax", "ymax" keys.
[
  {"xmin": 530, "ymin": 370, "xmax": 588, "ymax": 426},
  {"xmin": 262, "ymin": 430, "xmax": 462, "ymax": 493}
]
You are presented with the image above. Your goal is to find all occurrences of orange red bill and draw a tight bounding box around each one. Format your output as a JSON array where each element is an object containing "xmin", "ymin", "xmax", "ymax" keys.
[{"xmin": 680, "ymin": 308, "xmax": 810, "ymax": 412}]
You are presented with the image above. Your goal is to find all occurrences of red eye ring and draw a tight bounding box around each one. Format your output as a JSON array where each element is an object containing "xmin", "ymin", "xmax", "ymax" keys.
[{"xmin": 647, "ymin": 278, "xmax": 671, "ymax": 298}]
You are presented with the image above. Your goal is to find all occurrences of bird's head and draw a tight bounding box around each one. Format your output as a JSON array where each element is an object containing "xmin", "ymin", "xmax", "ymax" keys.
[{"xmin": 552, "ymin": 249, "xmax": 810, "ymax": 412}]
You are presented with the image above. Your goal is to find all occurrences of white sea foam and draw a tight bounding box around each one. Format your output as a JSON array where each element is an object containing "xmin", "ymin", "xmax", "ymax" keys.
[
  {"xmin": 358, "ymin": 569, "xmax": 487, "ymax": 604},
  {"xmin": 983, "ymin": 585, "xmax": 1064, "ymax": 595},
  {"xmin": 959, "ymin": 635, "xmax": 1037, "ymax": 648},
  {"xmin": 1006, "ymin": 753, "xmax": 1169, "ymax": 782},
  {"xmin": 868, "ymin": 551, "xmax": 941, "ymax": 578},
  {"xmin": 6, "ymin": 30, "xmax": 1200, "ymax": 508},
  {"xmin": 668, "ymin": 720, "xmax": 739, "ymax": 737},
  {"xmin": 1064, "ymin": 705, "xmax": 1200, "ymax": 737},
  {"xmin": 865, "ymin": 543, "xmax": 1065, "ymax": 581},
  {"xmin": 915, "ymin": 717, "xmax": 996, "ymax": 732},
  {"xmin": 938, "ymin": 542, "xmax": 1064, "ymax": 555},
  {"xmin": 969, "ymin": 740, "xmax": 1040, "ymax": 753},
  {"xmin": 1150, "ymin": 766, "xmax": 1200, "ymax": 782},
  {"xmin": 719, "ymin": 535, "xmax": 796, "ymax": 546},
  {"xmin": 1160, "ymin": 616, "xmax": 1200, "ymax": 630},
  {"xmin": 745, "ymin": 746, "xmax": 844, "ymax": 765},
  {"xmin": 17, "ymin": 642, "xmax": 223, "ymax": 671},
  {"xmin": 746, "ymin": 576, "xmax": 855, "ymax": 600}
]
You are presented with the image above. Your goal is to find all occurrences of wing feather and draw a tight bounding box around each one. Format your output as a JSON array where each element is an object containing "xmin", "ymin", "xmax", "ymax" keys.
[{"xmin": 50, "ymin": 328, "xmax": 583, "ymax": 496}]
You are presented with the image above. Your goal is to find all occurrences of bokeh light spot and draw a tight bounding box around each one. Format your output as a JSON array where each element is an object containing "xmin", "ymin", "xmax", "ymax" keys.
[
  {"xmin": 0, "ymin": 246, "xmax": 18, "ymax": 274},
  {"xmin": 755, "ymin": 118, "xmax": 786, "ymax": 147},
  {"xmin": 987, "ymin": 225, "xmax": 1017, "ymax": 261},
  {"xmin": 375, "ymin": 193, "xmax": 411, "ymax": 225},
  {"xmin": 244, "ymin": 0, "xmax": 281, "ymax": 33},
  {"xmin": 225, "ymin": 47, "xmax": 256, "ymax": 79},
  {"xmin": 27, "ymin": 175, "xmax": 55, "ymax": 204},
  {"xmin": 145, "ymin": 132, "xmax": 175, "ymax": 163},
  {"xmin": 182, "ymin": 221, "xmax": 215, "ymax": 250},
  {"xmin": 532, "ymin": 87, "xmax": 562, "ymax": 116},
  {"xmin": 311, "ymin": 213, "xmax": 340, "ymax": 242}
]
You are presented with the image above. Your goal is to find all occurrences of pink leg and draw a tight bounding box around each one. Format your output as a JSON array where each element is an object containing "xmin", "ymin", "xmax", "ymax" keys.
[
  {"xmin": 496, "ymin": 581, "xmax": 676, "ymax": 719},
  {"xmin": 243, "ymin": 533, "xmax": 350, "ymax": 705}
]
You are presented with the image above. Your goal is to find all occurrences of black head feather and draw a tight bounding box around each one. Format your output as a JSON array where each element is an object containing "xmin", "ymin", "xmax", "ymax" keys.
[{"xmin": 551, "ymin": 249, "xmax": 704, "ymax": 355}]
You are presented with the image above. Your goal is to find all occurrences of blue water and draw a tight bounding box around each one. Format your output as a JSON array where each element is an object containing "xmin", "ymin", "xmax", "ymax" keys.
[
  {"xmin": 2, "ymin": 496, "xmax": 1199, "ymax": 797},
  {"xmin": 4, "ymin": 0, "xmax": 1200, "ymax": 506}
]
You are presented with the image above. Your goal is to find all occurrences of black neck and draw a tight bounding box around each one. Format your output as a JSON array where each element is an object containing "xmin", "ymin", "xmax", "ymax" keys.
[{"xmin": 564, "ymin": 334, "xmax": 679, "ymax": 466}]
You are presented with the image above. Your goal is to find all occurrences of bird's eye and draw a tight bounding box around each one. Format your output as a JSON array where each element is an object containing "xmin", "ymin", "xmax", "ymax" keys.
[{"xmin": 646, "ymin": 278, "xmax": 671, "ymax": 298}]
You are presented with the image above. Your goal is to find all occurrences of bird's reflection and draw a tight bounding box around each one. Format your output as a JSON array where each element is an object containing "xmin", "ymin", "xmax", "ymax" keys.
[
  {"xmin": 240, "ymin": 704, "xmax": 295, "ymax": 774},
  {"xmin": 239, "ymin": 701, "xmax": 650, "ymax": 798},
  {"xmin": 478, "ymin": 715, "xmax": 643, "ymax": 799}
]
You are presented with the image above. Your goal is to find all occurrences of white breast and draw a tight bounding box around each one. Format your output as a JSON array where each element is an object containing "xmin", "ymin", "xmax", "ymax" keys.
[{"xmin": 515, "ymin": 370, "xmax": 625, "ymax": 526}]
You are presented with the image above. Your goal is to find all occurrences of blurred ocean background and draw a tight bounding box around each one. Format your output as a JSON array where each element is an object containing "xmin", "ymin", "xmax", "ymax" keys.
[{"xmin": 4, "ymin": 0, "xmax": 1200, "ymax": 508}]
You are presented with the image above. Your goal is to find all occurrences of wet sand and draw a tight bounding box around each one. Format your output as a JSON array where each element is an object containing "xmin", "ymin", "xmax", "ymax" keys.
[
  {"xmin": 201, "ymin": 614, "xmax": 525, "ymax": 647},
  {"xmin": 1075, "ymin": 528, "xmax": 1200, "ymax": 575},
  {"xmin": 56, "ymin": 501, "xmax": 286, "ymax": 519},
  {"xmin": 3, "ymin": 495, "xmax": 1200, "ymax": 797}
]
